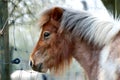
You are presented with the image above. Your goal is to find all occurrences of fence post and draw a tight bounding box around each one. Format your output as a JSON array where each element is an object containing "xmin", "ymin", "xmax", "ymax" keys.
[{"xmin": 0, "ymin": 0, "xmax": 10, "ymax": 80}]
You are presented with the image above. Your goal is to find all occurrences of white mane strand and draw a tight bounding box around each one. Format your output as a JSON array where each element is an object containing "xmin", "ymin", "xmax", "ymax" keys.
[{"xmin": 60, "ymin": 9, "xmax": 120, "ymax": 47}]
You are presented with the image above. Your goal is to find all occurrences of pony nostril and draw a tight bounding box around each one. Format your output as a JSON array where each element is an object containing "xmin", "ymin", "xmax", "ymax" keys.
[{"xmin": 29, "ymin": 61, "xmax": 33, "ymax": 67}]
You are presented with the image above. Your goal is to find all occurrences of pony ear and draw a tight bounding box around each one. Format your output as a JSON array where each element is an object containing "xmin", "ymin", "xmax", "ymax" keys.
[{"xmin": 51, "ymin": 7, "xmax": 63, "ymax": 21}]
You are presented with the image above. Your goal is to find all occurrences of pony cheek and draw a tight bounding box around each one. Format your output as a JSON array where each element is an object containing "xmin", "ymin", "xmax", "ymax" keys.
[
  {"xmin": 46, "ymin": 56, "xmax": 57, "ymax": 68},
  {"xmin": 43, "ymin": 53, "xmax": 55, "ymax": 69}
]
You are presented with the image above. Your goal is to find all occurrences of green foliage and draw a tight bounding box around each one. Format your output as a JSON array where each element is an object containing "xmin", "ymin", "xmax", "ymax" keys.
[{"xmin": 102, "ymin": 0, "xmax": 120, "ymax": 18}]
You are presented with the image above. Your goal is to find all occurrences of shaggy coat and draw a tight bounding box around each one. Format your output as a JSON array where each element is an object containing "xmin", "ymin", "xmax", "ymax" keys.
[{"xmin": 30, "ymin": 7, "xmax": 120, "ymax": 80}]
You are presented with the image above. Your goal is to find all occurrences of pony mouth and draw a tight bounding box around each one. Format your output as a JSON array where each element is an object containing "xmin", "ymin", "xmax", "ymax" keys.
[{"xmin": 32, "ymin": 63, "xmax": 48, "ymax": 73}]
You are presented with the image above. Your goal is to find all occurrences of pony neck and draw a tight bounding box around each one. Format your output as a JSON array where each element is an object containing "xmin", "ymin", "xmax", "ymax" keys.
[{"xmin": 72, "ymin": 38, "xmax": 101, "ymax": 80}]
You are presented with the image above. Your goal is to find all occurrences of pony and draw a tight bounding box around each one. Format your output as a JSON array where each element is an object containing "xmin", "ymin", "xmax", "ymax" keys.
[{"xmin": 29, "ymin": 7, "xmax": 120, "ymax": 80}]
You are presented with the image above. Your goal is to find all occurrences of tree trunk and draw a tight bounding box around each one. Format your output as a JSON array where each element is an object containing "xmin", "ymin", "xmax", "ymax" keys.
[{"xmin": 0, "ymin": 0, "xmax": 10, "ymax": 80}]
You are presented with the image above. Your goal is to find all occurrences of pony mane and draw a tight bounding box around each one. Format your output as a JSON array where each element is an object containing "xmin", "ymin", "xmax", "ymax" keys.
[
  {"xmin": 39, "ymin": 7, "xmax": 120, "ymax": 47},
  {"xmin": 60, "ymin": 9, "xmax": 120, "ymax": 47}
]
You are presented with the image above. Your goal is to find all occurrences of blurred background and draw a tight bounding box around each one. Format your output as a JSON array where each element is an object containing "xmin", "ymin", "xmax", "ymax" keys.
[{"xmin": 0, "ymin": 0, "xmax": 119, "ymax": 80}]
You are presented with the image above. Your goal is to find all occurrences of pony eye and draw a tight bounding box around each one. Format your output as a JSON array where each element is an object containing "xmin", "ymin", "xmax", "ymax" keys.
[{"xmin": 44, "ymin": 31, "xmax": 50, "ymax": 39}]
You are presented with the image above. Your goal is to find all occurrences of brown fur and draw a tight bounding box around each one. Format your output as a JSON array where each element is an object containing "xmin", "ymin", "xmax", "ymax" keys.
[
  {"xmin": 30, "ymin": 7, "xmax": 120, "ymax": 80},
  {"xmin": 30, "ymin": 7, "xmax": 73, "ymax": 74},
  {"xmin": 30, "ymin": 7, "xmax": 102, "ymax": 79}
]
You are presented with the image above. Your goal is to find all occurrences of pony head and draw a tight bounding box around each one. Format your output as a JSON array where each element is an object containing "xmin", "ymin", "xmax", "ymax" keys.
[{"xmin": 30, "ymin": 7, "xmax": 73, "ymax": 74}]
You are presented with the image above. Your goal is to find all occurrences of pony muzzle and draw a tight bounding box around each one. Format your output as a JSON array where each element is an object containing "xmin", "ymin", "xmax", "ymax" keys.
[{"xmin": 29, "ymin": 60, "xmax": 48, "ymax": 73}]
